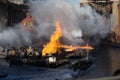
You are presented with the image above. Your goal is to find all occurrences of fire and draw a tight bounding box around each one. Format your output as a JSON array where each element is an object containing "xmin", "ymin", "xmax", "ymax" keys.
[
  {"xmin": 42, "ymin": 21, "xmax": 62, "ymax": 56},
  {"xmin": 60, "ymin": 44, "xmax": 94, "ymax": 52},
  {"xmin": 42, "ymin": 21, "xmax": 94, "ymax": 56}
]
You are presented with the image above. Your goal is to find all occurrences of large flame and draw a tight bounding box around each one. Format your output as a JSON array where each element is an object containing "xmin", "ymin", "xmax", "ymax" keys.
[
  {"xmin": 42, "ymin": 21, "xmax": 94, "ymax": 56},
  {"xmin": 42, "ymin": 21, "xmax": 62, "ymax": 56}
]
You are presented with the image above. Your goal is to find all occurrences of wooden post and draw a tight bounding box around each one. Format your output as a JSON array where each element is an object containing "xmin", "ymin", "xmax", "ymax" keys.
[
  {"xmin": 118, "ymin": 0, "xmax": 120, "ymax": 33},
  {"xmin": 117, "ymin": 0, "xmax": 120, "ymax": 43}
]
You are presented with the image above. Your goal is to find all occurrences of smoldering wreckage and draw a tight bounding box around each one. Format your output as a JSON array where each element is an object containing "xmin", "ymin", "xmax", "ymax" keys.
[{"xmin": 0, "ymin": 0, "xmax": 115, "ymax": 79}]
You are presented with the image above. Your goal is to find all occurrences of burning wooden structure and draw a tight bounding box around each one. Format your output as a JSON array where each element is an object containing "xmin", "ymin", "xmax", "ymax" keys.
[
  {"xmin": 4, "ymin": 21, "xmax": 94, "ymax": 68},
  {"xmin": 0, "ymin": 0, "xmax": 94, "ymax": 69}
]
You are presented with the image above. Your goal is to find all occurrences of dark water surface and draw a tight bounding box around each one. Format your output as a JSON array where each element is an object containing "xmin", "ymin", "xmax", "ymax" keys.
[
  {"xmin": 0, "ymin": 45, "xmax": 120, "ymax": 80},
  {"xmin": 0, "ymin": 65, "xmax": 76, "ymax": 80},
  {"xmin": 79, "ymin": 45, "xmax": 120, "ymax": 79}
]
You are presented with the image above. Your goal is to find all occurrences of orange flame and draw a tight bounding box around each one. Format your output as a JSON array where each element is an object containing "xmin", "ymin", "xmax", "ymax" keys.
[
  {"xmin": 60, "ymin": 44, "xmax": 94, "ymax": 52},
  {"xmin": 42, "ymin": 21, "xmax": 94, "ymax": 56},
  {"xmin": 42, "ymin": 21, "xmax": 62, "ymax": 56}
]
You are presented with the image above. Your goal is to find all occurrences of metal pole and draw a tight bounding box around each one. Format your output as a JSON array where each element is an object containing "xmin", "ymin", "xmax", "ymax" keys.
[{"xmin": 86, "ymin": 40, "xmax": 89, "ymax": 60}]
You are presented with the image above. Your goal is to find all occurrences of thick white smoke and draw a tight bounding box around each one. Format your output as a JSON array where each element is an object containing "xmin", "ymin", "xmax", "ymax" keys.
[
  {"xmin": 0, "ymin": 25, "xmax": 32, "ymax": 47},
  {"xmin": 29, "ymin": 0, "xmax": 83, "ymax": 44},
  {"xmin": 29, "ymin": 0, "xmax": 112, "ymax": 44},
  {"xmin": 0, "ymin": 0, "xmax": 113, "ymax": 47}
]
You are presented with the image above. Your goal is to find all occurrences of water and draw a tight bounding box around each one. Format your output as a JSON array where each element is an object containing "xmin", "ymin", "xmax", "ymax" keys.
[
  {"xmin": 0, "ymin": 45, "xmax": 120, "ymax": 80},
  {"xmin": 0, "ymin": 63, "xmax": 75, "ymax": 80},
  {"xmin": 0, "ymin": 60, "xmax": 95, "ymax": 80},
  {"xmin": 76, "ymin": 45, "xmax": 120, "ymax": 79}
]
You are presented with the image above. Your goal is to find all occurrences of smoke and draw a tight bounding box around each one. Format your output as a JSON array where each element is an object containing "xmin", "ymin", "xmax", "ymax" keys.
[
  {"xmin": 29, "ymin": 0, "xmax": 83, "ymax": 44},
  {"xmin": 0, "ymin": 0, "xmax": 113, "ymax": 47},
  {"xmin": 0, "ymin": 25, "xmax": 32, "ymax": 47},
  {"xmin": 29, "ymin": 0, "xmax": 112, "ymax": 45},
  {"xmin": 76, "ymin": 5, "xmax": 113, "ymax": 37}
]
